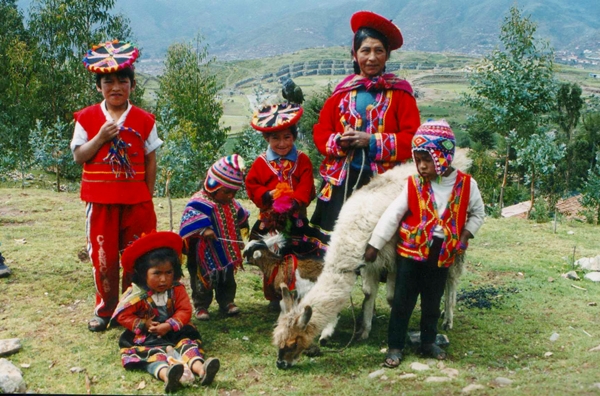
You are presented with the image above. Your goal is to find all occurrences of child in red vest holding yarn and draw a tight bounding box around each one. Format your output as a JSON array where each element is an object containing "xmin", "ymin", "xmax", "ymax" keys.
[
  {"xmin": 245, "ymin": 103, "xmax": 318, "ymax": 310},
  {"xmin": 71, "ymin": 41, "xmax": 162, "ymax": 332},
  {"xmin": 364, "ymin": 120, "xmax": 485, "ymax": 368}
]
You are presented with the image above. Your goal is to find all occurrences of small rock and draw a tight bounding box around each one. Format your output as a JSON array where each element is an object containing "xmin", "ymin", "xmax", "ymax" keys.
[
  {"xmin": 441, "ymin": 367, "xmax": 459, "ymax": 378},
  {"xmin": 516, "ymin": 272, "xmax": 524, "ymax": 278},
  {"xmin": 584, "ymin": 272, "xmax": 600, "ymax": 282},
  {"xmin": 549, "ymin": 332, "xmax": 560, "ymax": 342},
  {"xmin": 70, "ymin": 367, "xmax": 85, "ymax": 373},
  {"xmin": 368, "ymin": 369, "xmax": 386, "ymax": 379},
  {"xmin": 462, "ymin": 384, "xmax": 485, "ymax": 393},
  {"xmin": 575, "ymin": 255, "xmax": 600, "ymax": 271},
  {"xmin": 588, "ymin": 344, "xmax": 600, "ymax": 352},
  {"xmin": 398, "ymin": 373, "xmax": 417, "ymax": 380},
  {"xmin": 544, "ymin": 352, "xmax": 553, "ymax": 358},
  {"xmin": 380, "ymin": 375, "xmax": 389, "ymax": 381},
  {"xmin": 380, "ymin": 348, "xmax": 387, "ymax": 353},
  {"xmin": 136, "ymin": 380, "xmax": 146, "ymax": 390},
  {"xmin": 562, "ymin": 271, "xmax": 580, "ymax": 280},
  {"xmin": 0, "ymin": 339, "xmax": 22, "ymax": 357},
  {"xmin": 425, "ymin": 376, "xmax": 451, "ymax": 383},
  {"xmin": 588, "ymin": 302, "xmax": 597, "ymax": 307},
  {"xmin": 593, "ymin": 383, "xmax": 600, "ymax": 390},
  {"xmin": 242, "ymin": 336, "xmax": 249, "ymax": 341},
  {"xmin": 567, "ymin": 230, "xmax": 574, "ymax": 235},
  {"xmin": 494, "ymin": 377, "xmax": 513, "ymax": 386},
  {"xmin": 13, "ymin": 238, "xmax": 26, "ymax": 245},
  {"xmin": 0, "ymin": 358, "xmax": 26, "ymax": 393},
  {"xmin": 409, "ymin": 362, "xmax": 430, "ymax": 371},
  {"xmin": 19, "ymin": 363, "xmax": 30, "ymax": 368},
  {"xmin": 548, "ymin": 277, "xmax": 554, "ymax": 282}
]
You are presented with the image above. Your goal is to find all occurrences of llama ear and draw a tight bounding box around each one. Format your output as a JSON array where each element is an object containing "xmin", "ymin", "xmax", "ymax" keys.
[
  {"xmin": 281, "ymin": 283, "xmax": 293, "ymax": 313},
  {"xmin": 299, "ymin": 305, "xmax": 312, "ymax": 330}
]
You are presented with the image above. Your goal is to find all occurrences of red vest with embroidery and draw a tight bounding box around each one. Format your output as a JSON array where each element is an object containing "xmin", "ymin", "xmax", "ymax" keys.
[
  {"xmin": 74, "ymin": 104, "xmax": 154, "ymax": 204},
  {"xmin": 397, "ymin": 171, "xmax": 471, "ymax": 267}
]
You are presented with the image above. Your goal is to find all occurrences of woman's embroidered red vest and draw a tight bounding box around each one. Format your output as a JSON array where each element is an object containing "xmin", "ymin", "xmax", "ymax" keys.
[
  {"xmin": 74, "ymin": 104, "xmax": 154, "ymax": 204},
  {"xmin": 397, "ymin": 171, "xmax": 471, "ymax": 267}
]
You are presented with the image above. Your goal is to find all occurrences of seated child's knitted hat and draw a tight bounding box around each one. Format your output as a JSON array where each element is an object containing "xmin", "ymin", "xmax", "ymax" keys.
[
  {"xmin": 82, "ymin": 40, "xmax": 139, "ymax": 73},
  {"xmin": 121, "ymin": 231, "xmax": 183, "ymax": 274},
  {"xmin": 205, "ymin": 154, "xmax": 246, "ymax": 193},
  {"xmin": 250, "ymin": 103, "xmax": 303, "ymax": 133},
  {"xmin": 412, "ymin": 119, "xmax": 456, "ymax": 176}
]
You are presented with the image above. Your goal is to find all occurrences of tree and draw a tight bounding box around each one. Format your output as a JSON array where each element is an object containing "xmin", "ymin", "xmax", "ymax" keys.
[
  {"xmin": 29, "ymin": 118, "xmax": 81, "ymax": 191},
  {"xmin": 513, "ymin": 130, "xmax": 565, "ymax": 217},
  {"xmin": 25, "ymin": 0, "xmax": 132, "ymax": 187},
  {"xmin": 580, "ymin": 160, "xmax": 600, "ymax": 225},
  {"xmin": 462, "ymin": 6, "xmax": 556, "ymax": 208},
  {"xmin": 0, "ymin": 0, "xmax": 39, "ymax": 185},
  {"xmin": 156, "ymin": 36, "xmax": 229, "ymax": 197}
]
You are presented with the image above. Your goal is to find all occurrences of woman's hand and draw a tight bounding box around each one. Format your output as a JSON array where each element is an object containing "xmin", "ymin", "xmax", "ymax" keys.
[{"xmin": 339, "ymin": 125, "xmax": 371, "ymax": 148}]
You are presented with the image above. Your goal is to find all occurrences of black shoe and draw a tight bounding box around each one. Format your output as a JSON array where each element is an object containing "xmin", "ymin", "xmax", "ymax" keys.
[{"xmin": 0, "ymin": 253, "xmax": 11, "ymax": 278}]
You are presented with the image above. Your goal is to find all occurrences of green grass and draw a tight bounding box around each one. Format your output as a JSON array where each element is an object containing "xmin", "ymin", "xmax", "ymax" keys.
[{"xmin": 1, "ymin": 186, "xmax": 600, "ymax": 394}]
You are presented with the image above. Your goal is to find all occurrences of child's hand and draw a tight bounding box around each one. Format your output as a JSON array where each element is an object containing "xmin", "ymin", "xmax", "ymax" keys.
[
  {"xmin": 96, "ymin": 120, "xmax": 120, "ymax": 144},
  {"xmin": 148, "ymin": 321, "xmax": 171, "ymax": 337},
  {"xmin": 202, "ymin": 229, "xmax": 216, "ymax": 241},
  {"xmin": 364, "ymin": 244, "xmax": 379, "ymax": 262}
]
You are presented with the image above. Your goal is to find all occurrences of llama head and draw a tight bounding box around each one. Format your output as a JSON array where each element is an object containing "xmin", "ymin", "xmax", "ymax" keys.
[{"xmin": 273, "ymin": 283, "xmax": 316, "ymax": 369}]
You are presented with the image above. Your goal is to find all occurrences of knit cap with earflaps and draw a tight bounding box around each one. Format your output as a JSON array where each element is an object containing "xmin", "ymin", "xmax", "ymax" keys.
[
  {"xmin": 204, "ymin": 154, "xmax": 246, "ymax": 193},
  {"xmin": 411, "ymin": 119, "xmax": 456, "ymax": 176}
]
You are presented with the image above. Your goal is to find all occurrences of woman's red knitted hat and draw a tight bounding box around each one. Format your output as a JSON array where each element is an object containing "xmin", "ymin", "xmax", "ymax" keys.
[
  {"xmin": 350, "ymin": 11, "xmax": 403, "ymax": 50},
  {"xmin": 121, "ymin": 231, "xmax": 182, "ymax": 274}
]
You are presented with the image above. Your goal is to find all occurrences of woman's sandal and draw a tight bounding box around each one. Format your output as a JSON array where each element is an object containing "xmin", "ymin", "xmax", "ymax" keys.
[
  {"xmin": 383, "ymin": 349, "xmax": 403, "ymax": 368},
  {"xmin": 164, "ymin": 363, "xmax": 184, "ymax": 393},
  {"xmin": 87, "ymin": 316, "xmax": 108, "ymax": 332},
  {"xmin": 200, "ymin": 357, "xmax": 220, "ymax": 386},
  {"xmin": 419, "ymin": 343, "xmax": 447, "ymax": 360}
]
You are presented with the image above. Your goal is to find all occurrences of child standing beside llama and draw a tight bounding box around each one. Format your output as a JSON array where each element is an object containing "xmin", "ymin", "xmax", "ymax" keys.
[
  {"xmin": 364, "ymin": 120, "xmax": 485, "ymax": 368},
  {"xmin": 179, "ymin": 155, "xmax": 249, "ymax": 320},
  {"xmin": 111, "ymin": 231, "xmax": 220, "ymax": 392},
  {"xmin": 245, "ymin": 103, "xmax": 318, "ymax": 310}
]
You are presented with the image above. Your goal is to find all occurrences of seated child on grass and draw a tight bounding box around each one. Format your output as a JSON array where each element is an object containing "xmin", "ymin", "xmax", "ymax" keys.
[{"xmin": 110, "ymin": 231, "xmax": 220, "ymax": 392}]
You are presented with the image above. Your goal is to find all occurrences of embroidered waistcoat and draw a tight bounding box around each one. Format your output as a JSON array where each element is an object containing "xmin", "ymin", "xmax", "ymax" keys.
[
  {"xmin": 397, "ymin": 171, "xmax": 471, "ymax": 267},
  {"xmin": 74, "ymin": 104, "xmax": 154, "ymax": 204}
]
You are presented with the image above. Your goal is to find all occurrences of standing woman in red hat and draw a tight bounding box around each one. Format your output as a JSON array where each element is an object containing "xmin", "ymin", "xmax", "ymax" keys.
[{"xmin": 309, "ymin": 11, "xmax": 421, "ymax": 247}]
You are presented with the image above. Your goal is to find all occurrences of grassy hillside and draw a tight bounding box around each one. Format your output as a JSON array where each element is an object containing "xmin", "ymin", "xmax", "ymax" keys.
[{"xmin": 1, "ymin": 187, "xmax": 600, "ymax": 394}]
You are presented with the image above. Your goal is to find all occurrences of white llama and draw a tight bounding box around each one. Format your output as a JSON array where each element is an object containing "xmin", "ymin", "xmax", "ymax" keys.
[{"xmin": 272, "ymin": 151, "xmax": 470, "ymax": 369}]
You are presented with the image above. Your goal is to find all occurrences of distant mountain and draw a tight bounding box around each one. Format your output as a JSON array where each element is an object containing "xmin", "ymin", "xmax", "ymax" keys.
[{"xmin": 17, "ymin": 0, "xmax": 600, "ymax": 60}]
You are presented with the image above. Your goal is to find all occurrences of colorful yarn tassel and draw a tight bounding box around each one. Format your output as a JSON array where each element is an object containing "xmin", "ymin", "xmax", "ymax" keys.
[{"xmin": 103, "ymin": 127, "xmax": 141, "ymax": 178}]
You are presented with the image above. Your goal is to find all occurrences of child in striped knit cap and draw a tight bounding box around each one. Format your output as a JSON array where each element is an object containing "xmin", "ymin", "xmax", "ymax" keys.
[
  {"xmin": 364, "ymin": 120, "xmax": 485, "ymax": 368},
  {"xmin": 179, "ymin": 155, "xmax": 250, "ymax": 321}
]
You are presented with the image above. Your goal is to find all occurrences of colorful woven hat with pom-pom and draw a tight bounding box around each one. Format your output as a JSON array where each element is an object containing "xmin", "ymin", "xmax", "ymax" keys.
[
  {"xmin": 351, "ymin": 11, "xmax": 403, "ymax": 51},
  {"xmin": 412, "ymin": 119, "xmax": 456, "ymax": 176},
  {"xmin": 83, "ymin": 40, "xmax": 139, "ymax": 74},
  {"xmin": 251, "ymin": 103, "xmax": 303, "ymax": 133},
  {"xmin": 204, "ymin": 154, "xmax": 246, "ymax": 193},
  {"xmin": 121, "ymin": 231, "xmax": 183, "ymax": 275}
]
